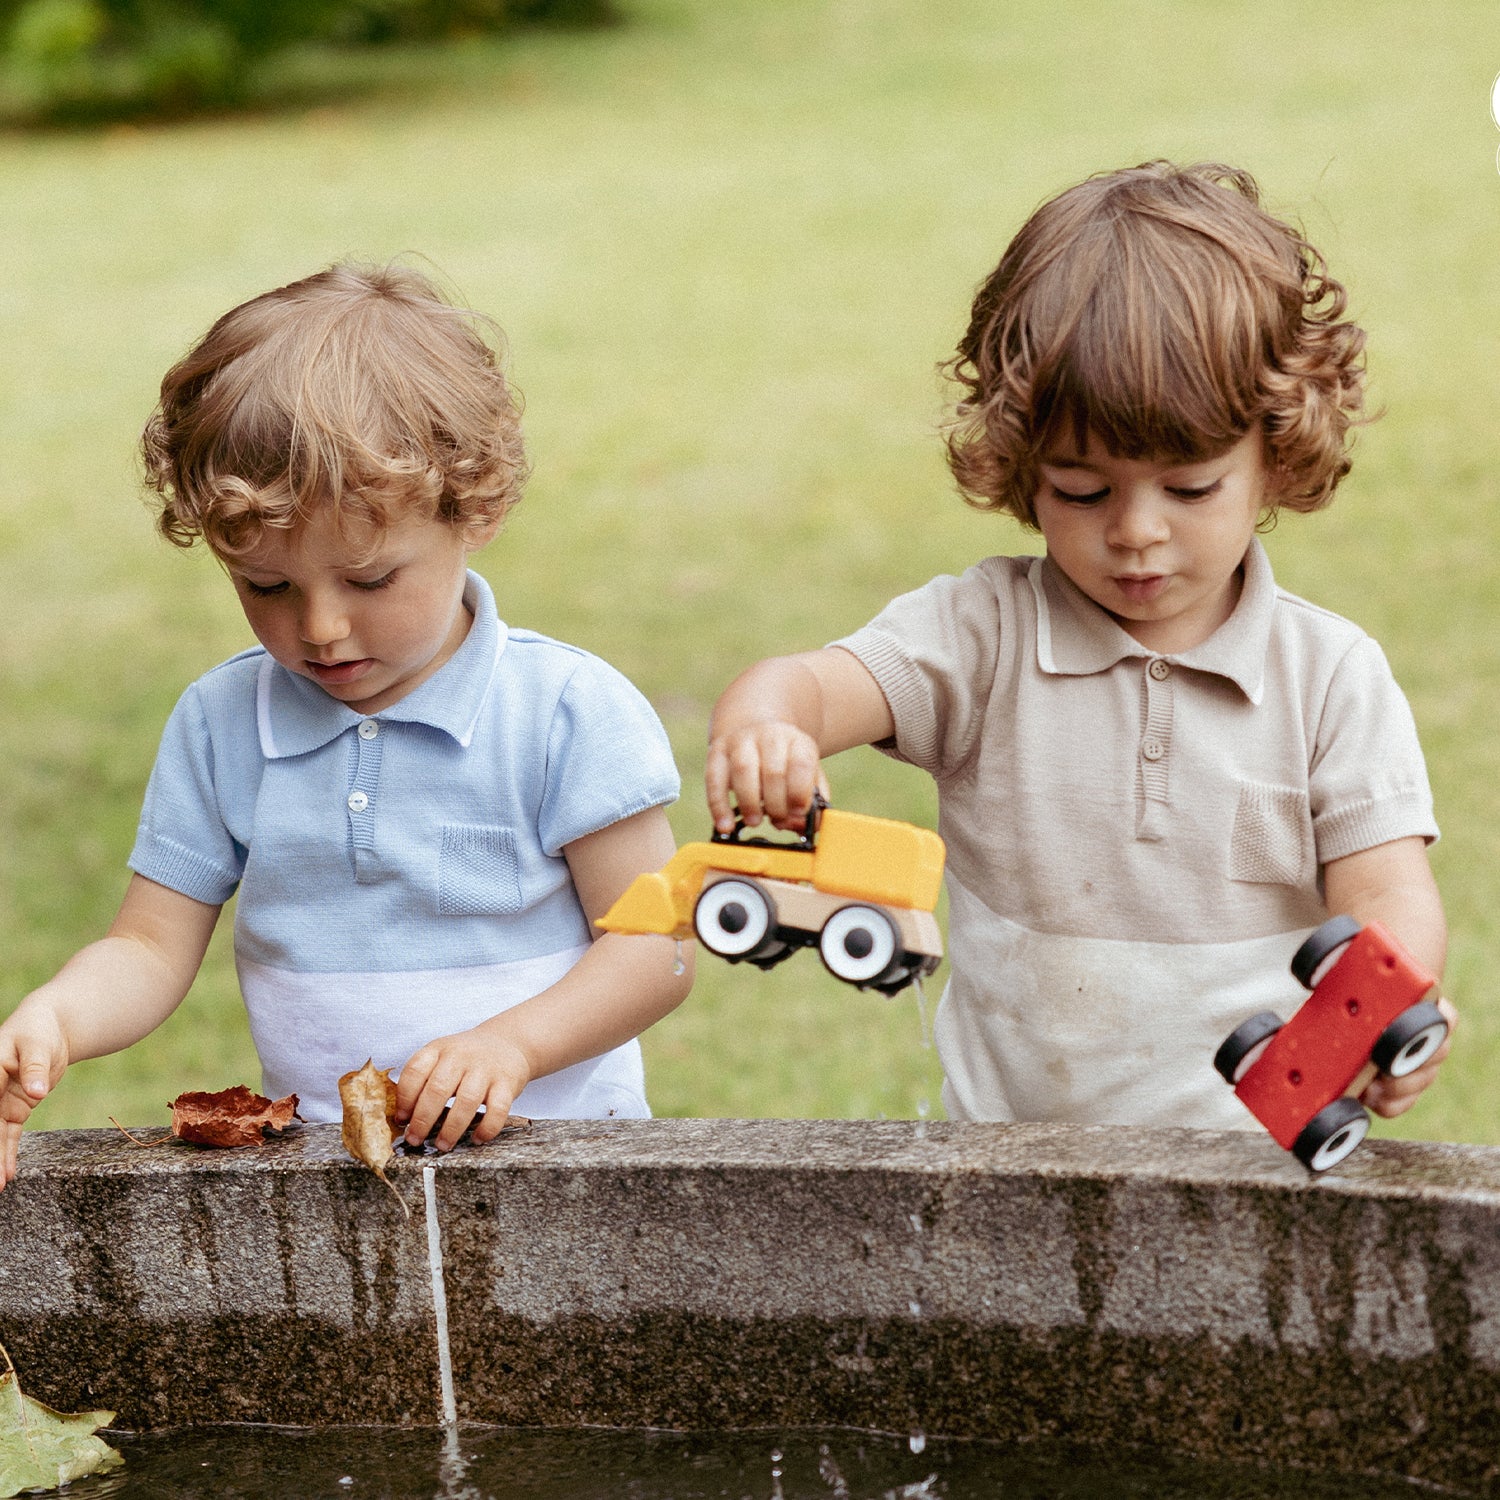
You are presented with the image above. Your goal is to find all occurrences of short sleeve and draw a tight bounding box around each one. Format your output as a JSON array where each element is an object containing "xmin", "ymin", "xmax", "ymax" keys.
[
  {"xmin": 536, "ymin": 655, "xmax": 680, "ymax": 856},
  {"xmin": 128, "ymin": 685, "xmax": 247, "ymax": 904},
  {"xmin": 832, "ymin": 563, "xmax": 1008, "ymax": 779},
  {"xmin": 1309, "ymin": 636, "xmax": 1438, "ymax": 862}
]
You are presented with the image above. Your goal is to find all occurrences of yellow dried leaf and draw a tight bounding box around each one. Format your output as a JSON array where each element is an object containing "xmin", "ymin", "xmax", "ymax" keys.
[{"xmin": 337, "ymin": 1060, "xmax": 410, "ymax": 1220}]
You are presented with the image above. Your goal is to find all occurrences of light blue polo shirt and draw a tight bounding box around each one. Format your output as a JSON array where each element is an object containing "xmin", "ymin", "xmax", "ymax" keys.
[{"xmin": 129, "ymin": 571, "xmax": 680, "ymax": 1122}]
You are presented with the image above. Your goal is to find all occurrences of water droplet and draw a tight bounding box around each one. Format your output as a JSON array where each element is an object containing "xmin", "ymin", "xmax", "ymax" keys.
[
  {"xmin": 909, "ymin": 1428, "xmax": 927, "ymax": 1455},
  {"xmin": 908, "ymin": 1212, "xmax": 923, "ymax": 1235},
  {"xmin": 672, "ymin": 939, "xmax": 686, "ymax": 976},
  {"xmin": 908, "ymin": 1297, "xmax": 923, "ymax": 1317},
  {"xmin": 914, "ymin": 1097, "xmax": 930, "ymax": 1142}
]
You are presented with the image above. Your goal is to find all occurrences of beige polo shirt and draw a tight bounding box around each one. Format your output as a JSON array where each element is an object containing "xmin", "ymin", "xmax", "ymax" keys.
[{"xmin": 835, "ymin": 540, "xmax": 1438, "ymax": 1130}]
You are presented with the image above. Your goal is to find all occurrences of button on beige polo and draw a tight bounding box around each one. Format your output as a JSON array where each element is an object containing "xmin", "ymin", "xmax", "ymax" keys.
[{"xmin": 1149, "ymin": 658, "xmax": 1172, "ymax": 680}]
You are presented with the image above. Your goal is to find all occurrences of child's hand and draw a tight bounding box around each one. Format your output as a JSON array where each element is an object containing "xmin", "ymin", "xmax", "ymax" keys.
[
  {"xmin": 393, "ymin": 1025, "xmax": 531, "ymax": 1153},
  {"xmin": 0, "ymin": 1004, "xmax": 69, "ymax": 1191},
  {"xmin": 1360, "ymin": 991, "xmax": 1458, "ymax": 1119},
  {"xmin": 705, "ymin": 720, "xmax": 828, "ymax": 835},
  {"xmin": 705, "ymin": 649, "xmax": 896, "ymax": 836}
]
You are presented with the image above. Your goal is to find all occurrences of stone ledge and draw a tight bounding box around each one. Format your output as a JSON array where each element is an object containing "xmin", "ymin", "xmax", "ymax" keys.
[{"xmin": 2, "ymin": 1120, "xmax": 1498, "ymax": 1493}]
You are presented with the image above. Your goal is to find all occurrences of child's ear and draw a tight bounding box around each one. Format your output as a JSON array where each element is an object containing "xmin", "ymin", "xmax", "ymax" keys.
[{"xmin": 461, "ymin": 510, "xmax": 505, "ymax": 552}]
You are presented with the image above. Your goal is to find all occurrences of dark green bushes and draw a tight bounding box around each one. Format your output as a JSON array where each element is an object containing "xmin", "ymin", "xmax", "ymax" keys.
[{"xmin": 0, "ymin": 0, "xmax": 619, "ymax": 122}]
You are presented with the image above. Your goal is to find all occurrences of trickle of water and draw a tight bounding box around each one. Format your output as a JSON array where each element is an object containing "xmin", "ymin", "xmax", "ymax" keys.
[
  {"xmin": 769, "ymin": 1444, "xmax": 786, "ymax": 1500},
  {"xmin": 907, "ymin": 1212, "xmax": 923, "ymax": 1236},
  {"xmin": 913, "ymin": 1097, "xmax": 930, "ymax": 1143},
  {"xmin": 911, "ymin": 974, "xmax": 933, "ymax": 1049},
  {"xmin": 673, "ymin": 939, "xmax": 687, "ymax": 976},
  {"xmin": 908, "ymin": 1429, "xmax": 927, "ymax": 1456},
  {"xmin": 907, "ymin": 1298, "xmax": 923, "ymax": 1318}
]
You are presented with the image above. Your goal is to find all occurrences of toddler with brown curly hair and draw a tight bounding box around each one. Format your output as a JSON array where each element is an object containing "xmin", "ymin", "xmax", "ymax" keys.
[
  {"xmin": 0, "ymin": 263, "xmax": 691, "ymax": 1187},
  {"xmin": 706, "ymin": 162, "xmax": 1451, "ymax": 1132}
]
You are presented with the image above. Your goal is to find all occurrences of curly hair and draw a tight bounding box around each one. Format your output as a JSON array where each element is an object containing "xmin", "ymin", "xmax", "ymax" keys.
[
  {"xmin": 142, "ymin": 262, "xmax": 529, "ymax": 558},
  {"xmin": 942, "ymin": 161, "xmax": 1368, "ymax": 528}
]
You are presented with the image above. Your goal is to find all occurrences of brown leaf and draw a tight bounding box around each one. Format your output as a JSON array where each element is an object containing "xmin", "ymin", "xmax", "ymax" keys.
[
  {"xmin": 337, "ymin": 1060, "xmax": 410, "ymax": 1220},
  {"xmin": 168, "ymin": 1086, "xmax": 301, "ymax": 1149}
]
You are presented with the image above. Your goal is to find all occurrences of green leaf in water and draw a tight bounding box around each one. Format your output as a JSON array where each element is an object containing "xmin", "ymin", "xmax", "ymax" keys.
[{"xmin": 0, "ymin": 1341, "xmax": 122, "ymax": 1497}]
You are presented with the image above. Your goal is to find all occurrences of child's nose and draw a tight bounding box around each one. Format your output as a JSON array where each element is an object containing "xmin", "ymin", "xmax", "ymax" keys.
[
  {"xmin": 1107, "ymin": 494, "xmax": 1170, "ymax": 551},
  {"xmin": 299, "ymin": 594, "xmax": 350, "ymax": 645}
]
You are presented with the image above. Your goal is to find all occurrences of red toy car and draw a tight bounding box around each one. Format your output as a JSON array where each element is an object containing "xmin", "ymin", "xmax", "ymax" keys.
[{"xmin": 1213, "ymin": 916, "xmax": 1448, "ymax": 1172}]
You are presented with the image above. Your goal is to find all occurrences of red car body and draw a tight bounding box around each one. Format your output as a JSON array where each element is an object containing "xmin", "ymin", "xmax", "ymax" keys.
[{"xmin": 1234, "ymin": 922, "xmax": 1440, "ymax": 1149}]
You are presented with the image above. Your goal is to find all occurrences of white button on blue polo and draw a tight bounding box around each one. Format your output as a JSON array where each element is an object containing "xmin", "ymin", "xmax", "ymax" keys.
[
  {"xmin": 347, "ymin": 791, "xmax": 369, "ymax": 813},
  {"xmin": 358, "ymin": 719, "xmax": 380, "ymax": 739}
]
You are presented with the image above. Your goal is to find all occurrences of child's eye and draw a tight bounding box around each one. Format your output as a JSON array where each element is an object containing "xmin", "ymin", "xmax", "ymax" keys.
[
  {"xmin": 1167, "ymin": 480, "xmax": 1223, "ymax": 501},
  {"xmin": 1052, "ymin": 486, "xmax": 1109, "ymax": 505},
  {"xmin": 242, "ymin": 579, "xmax": 288, "ymax": 598},
  {"xmin": 351, "ymin": 572, "xmax": 397, "ymax": 592}
]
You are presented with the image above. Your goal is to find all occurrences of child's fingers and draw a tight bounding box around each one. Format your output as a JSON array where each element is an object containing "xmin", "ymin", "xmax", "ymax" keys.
[
  {"xmin": 704, "ymin": 741, "xmax": 737, "ymax": 832},
  {"xmin": 468, "ymin": 1087, "xmax": 514, "ymax": 1145},
  {"xmin": 0, "ymin": 1121, "xmax": 20, "ymax": 1191},
  {"xmin": 431, "ymin": 1077, "xmax": 491, "ymax": 1152}
]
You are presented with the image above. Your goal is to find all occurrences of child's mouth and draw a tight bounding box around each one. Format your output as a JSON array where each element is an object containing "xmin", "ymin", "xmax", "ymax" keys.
[
  {"xmin": 1113, "ymin": 574, "xmax": 1169, "ymax": 604},
  {"xmin": 306, "ymin": 658, "xmax": 374, "ymax": 685}
]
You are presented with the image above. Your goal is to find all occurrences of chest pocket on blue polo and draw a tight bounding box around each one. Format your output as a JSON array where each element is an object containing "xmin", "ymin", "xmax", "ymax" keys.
[{"xmin": 438, "ymin": 824, "xmax": 525, "ymax": 916}]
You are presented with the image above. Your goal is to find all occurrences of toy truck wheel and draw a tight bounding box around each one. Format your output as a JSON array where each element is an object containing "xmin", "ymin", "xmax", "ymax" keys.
[
  {"xmin": 1371, "ymin": 1000, "xmax": 1449, "ymax": 1078},
  {"xmin": 819, "ymin": 905, "xmax": 900, "ymax": 986},
  {"xmin": 1292, "ymin": 1097, "xmax": 1371, "ymax": 1173},
  {"xmin": 695, "ymin": 879, "xmax": 777, "ymax": 959},
  {"xmin": 1213, "ymin": 1012, "xmax": 1284, "ymax": 1084},
  {"xmin": 1290, "ymin": 915, "xmax": 1362, "ymax": 989}
]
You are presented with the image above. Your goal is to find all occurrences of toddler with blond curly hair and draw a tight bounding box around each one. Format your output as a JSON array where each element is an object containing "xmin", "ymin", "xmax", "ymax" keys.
[{"xmin": 0, "ymin": 263, "xmax": 691, "ymax": 1187}]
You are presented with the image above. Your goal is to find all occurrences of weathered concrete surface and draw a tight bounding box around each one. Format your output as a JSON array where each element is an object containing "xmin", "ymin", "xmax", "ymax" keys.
[{"xmin": 2, "ymin": 1119, "xmax": 1499, "ymax": 1494}]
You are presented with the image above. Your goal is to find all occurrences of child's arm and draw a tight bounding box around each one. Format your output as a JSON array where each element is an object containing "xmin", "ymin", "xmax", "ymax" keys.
[
  {"xmin": 393, "ymin": 805, "xmax": 694, "ymax": 1152},
  {"xmin": 704, "ymin": 648, "xmax": 895, "ymax": 834},
  {"xmin": 0, "ymin": 876, "xmax": 221, "ymax": 1189},
  {"xmin": 1322, "ymin": 835, "xmax": 1454, "ymax": 1119}
]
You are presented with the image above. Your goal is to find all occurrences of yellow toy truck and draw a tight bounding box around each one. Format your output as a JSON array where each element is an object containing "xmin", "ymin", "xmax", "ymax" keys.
[{"xmin": 598, "ymin": 799, "xmax": 945, "ymax": 995}]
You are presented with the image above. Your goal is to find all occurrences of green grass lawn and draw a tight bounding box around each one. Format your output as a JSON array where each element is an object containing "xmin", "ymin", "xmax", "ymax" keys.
[{"xmin": 2, "ymin": 0, "xmax": 1497, "ymax": 1142}]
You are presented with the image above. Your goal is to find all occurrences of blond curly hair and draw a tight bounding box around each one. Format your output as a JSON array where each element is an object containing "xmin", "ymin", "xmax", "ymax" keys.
[{"xmin": 142, "ymin": 261, "xmax": 528, "ymax": 558}]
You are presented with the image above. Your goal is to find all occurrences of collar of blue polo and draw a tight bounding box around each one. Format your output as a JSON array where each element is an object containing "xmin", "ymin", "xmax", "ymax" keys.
[
  {"xmin": 1030, "ymin": 537, "xmax": 1275, "ymax": 704},
  {"xmin": 254, "ymin": 570, "xmax": 507, "ymax": 760}
]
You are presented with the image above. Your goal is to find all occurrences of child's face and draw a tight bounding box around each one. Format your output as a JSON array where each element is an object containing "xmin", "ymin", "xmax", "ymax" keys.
[
  {"xmin": 1032, "ymin": 427, "xmax": 1273, "ymax": 654},
  {"xmin": 224, "ymin": 505, "xmax": 497, "ymax": 715}
]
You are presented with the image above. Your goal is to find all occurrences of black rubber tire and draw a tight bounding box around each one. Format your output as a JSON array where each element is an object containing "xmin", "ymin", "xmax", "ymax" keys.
[
  {"xmin": 1292, "ymin": 1097, "xmax": 1371, "ymax": 1172},
  {"xmin": 1213, "ymin": 1012, "xmax": 1284, "ymax": 1084},
  {"xmin": 1290, "ymin": 915, "xmax": 1362, "ymax": 989},
  {"xmin": 1371, "ymin": 1000, "xmax": 1449, "ymax": 1078}
]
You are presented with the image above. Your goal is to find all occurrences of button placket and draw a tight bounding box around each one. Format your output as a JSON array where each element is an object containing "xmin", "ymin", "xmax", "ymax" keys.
[
  {"xmin": 1137, "ymin": 659, "xmax": 1174, "ymax": 841},
  {"xmin": 345, "ymin": 720, "xmax": 385, "ymax": 881}
]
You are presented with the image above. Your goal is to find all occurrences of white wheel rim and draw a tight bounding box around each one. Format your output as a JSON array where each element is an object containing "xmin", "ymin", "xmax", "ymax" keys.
[
  {"xmin": 694, "ymin": 880, "xmax": 771, "ymax": 956},
  {"xmin": 1387, "ymin": 1022, "xmax": 1448, "ymax": 1078},
  {"xmin": 1308, "ymin": 1111, "xmax": 1369, "ymax": 1172},
  {"xmin": 1306, "ymin": 940, "xmax": 1353, "ymax": 989},
  {"xmin": 820, "ymin": 906, "xmax": 898, "ymax": 983}
]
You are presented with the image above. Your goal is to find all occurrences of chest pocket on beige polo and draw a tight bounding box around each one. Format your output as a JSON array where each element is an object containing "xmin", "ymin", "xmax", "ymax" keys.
[
  {"xmin": 437, "ymin": 824, "xmax": 525, "ymax": 916},
  {"xmin": 1229, "ymin": 781, "xmax": 1316, "ymax": 887}
]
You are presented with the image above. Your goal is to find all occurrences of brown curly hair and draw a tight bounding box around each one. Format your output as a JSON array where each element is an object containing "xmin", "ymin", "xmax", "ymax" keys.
[
  {"xmin": 943, "ymin": 161, "xmax": 1368, "ymax": 528},
  {"xmin": 142, "ymin": 261, "xmax": 529, "ymax": 558}
]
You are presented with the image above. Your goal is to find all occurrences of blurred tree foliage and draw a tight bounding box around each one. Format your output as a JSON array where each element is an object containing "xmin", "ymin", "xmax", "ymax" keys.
[{"xmin": 0, "ymin": 0, "xmax": 618, "ymax": 122}]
